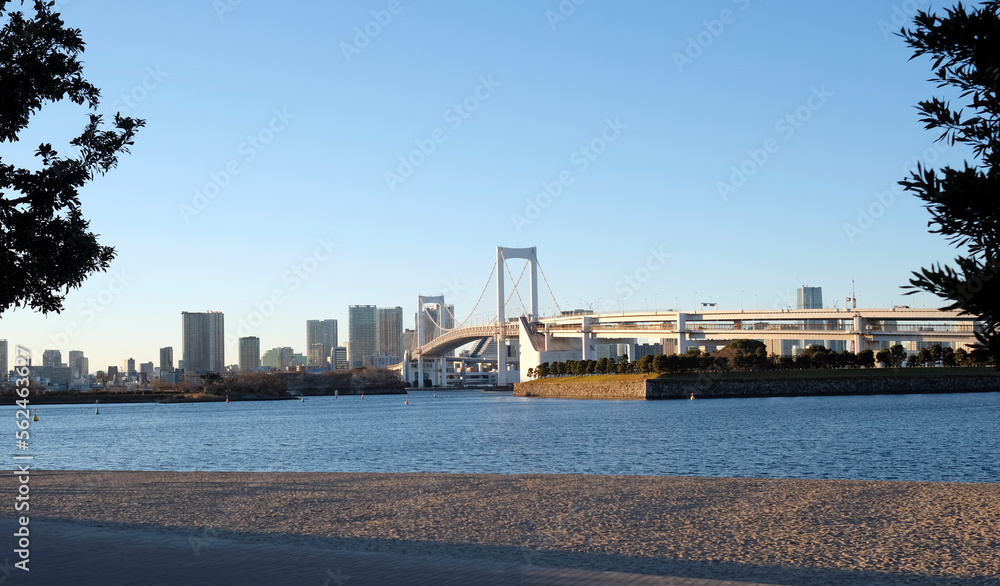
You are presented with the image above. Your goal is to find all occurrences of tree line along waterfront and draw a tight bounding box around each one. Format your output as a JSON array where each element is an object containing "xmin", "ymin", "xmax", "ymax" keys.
[
  {"xmin": 0, "ymin": 368, "xmax": 406, "ymax": 404},
  {"xmin": 525, "ymin": 340, "xmax": 997, "ymax": 379}
]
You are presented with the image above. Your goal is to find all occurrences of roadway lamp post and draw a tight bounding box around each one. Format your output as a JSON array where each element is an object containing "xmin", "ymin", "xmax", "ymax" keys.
[
  {"xmin": 741, "ymin": 290, "xmax": 744, "ymax": 312},
  {"xmin": 655, "ymin": 293, "xmax": 658, "ymax": 315}
]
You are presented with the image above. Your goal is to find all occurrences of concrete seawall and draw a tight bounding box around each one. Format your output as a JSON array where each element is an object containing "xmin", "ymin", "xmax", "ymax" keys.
[{"xmin": 514, "ymin": 374, "xmax": 1000, "ymax": 400}]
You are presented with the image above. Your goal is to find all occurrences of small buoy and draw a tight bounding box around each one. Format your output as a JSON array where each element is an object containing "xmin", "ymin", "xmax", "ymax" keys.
[
  {"xmin": 226, "ymin": 395, "xmax": 229, "ymax": 404},
  {"xmin": 335, "ymin": 390, "xmax": 339, "ymax": 398},
  {"xmin": 361, "ymin": 393, "xmax": 364, "ymax": 399},
  {"xmin": 690, "ymin": 394, "xmax": 694, "ymax": 400},
  {"xmin": 300, "ymin": 397, "xmax": 304, "ymax": 402},
  {"xmin": 95, "ymin": 400, "xmax": 100, "ymax": 415},
  {"xmin": 433, "ymin": 393, "xmax": 436, "ymax": 398},
  {"xmin": 405, "ymin": 396, "xmax": 409, "ymax": 405},
  {"xmin": 32, "ymin": 408, "xmax": 38, "ymax": 422}
]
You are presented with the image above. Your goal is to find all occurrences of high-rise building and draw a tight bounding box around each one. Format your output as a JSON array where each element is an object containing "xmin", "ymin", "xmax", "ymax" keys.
[
  {"xmin": 402, "ymin": 330, "xmax": 415, "ymax": 357},
  {"xmin": 262, "ymin": 347, "xmax": 295, "ymax": 371},
  {"xmin": 797, "ymin": 286, "xmax": 823, "ymax": 310},
  {"xmin": 160, "ymin": 347, "xmax": 174, "ymax": 372},
  {"xmin": 305, "ymin": 319, "xmax": 338, "ymax": 367},
  {"xmin": 307, "ymin": 343, "xmax": 325, "ymax": 367},
  {"xmin": 125, "ymin": 358, "xmax": 136, "ymax": 378},
  {"xmin": 377, "ymin": 306, "xmax": 403, "ymax": 361},
  {"xmin": 182, "ymin": 311, "xmax": 225, "ymax": 374},
  {"xmin": 0, "ymin": 340, "xmax": 7, "ymax": 382},
  {"xmin": 42, "ymin": 349, "xmax": 62, "ymax": 368},
  {"xmin": 348, "ymin": 305, "xmax": 377, "ymax": 368},
  {"xmin": 140, "ymin": 362, "xmax": 154, "ymax": 380},
  {"xmin": 332, "ymin": 346, "xmax": 348, "ymax": 371},
  {"xmin": 239, "ymin": 337, "xmax": 261, "ymax": 372},
  {"xmin": 69, "ymin": 351, "xmax": 85, "ymax": 379}
]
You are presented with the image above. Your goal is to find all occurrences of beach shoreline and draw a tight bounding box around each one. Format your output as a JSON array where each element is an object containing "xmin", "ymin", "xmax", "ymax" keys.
[{"xmin": 4, "ymin": 471, "xmax": 998, "ymax": 585}]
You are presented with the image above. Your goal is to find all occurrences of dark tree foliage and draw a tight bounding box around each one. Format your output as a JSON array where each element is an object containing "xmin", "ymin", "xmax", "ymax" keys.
[
  {"xmin": 0, "ymin": 1, "xmax": 143, "ymax": 315},
  {"xmin": 899, "ymin": 2, "xmax": 1000, "ymax": 361}
]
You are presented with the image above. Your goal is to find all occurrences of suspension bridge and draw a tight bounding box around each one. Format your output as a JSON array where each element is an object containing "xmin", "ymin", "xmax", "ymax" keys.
[{"xmin": 401, "ymin": 247, "xmax": 985, "ymax": 388}]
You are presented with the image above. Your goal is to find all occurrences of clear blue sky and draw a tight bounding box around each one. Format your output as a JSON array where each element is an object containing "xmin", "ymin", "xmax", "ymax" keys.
[{"xmin": 1, "ymin": 0, "xmax": 975, "ymax": 372}]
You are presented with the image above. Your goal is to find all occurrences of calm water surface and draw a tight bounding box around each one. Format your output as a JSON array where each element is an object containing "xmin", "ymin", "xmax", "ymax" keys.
[{"xmin": 13, "ymin": 391, "xmax": 1000, "ymax": 482}]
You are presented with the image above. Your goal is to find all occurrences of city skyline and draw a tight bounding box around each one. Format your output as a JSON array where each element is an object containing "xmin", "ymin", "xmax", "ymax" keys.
[{"xmin": 0, "ymin": 1, "xmax": 969, "ymax": 372}]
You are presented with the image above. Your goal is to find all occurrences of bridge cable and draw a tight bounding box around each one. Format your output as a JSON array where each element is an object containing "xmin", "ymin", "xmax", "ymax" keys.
[
  {"xmin": 420, "ymin": 304, "xmax": 452, "ymax": 333},
  {"xmin": 445, "ymin": 259, "xmax": 526, "ymax": 328},
  {"xmin": 452, "ymin": 257, "xmax": 498, "ymax": 328},
  {"xmin": 501, "ymin": 251, "xmax": 531, "ymax": 318},
  {"xmin": 503, "ymin": 260, "xmax": 528, "ymax": 307},
  {"xmin": 537, "ymin": 260, "xmax": 562, "ymax": 315}
]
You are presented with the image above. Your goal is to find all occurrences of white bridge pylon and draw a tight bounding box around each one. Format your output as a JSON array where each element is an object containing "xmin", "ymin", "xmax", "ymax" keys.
[
  {"xmin": 497, "ymin": 246, "xmax": 539, "ymax": 386},
  {"xmin": 411, "ymin": 247, "xmax": 541, "ymax": 388},
  {"xmin": 414, "ymin": 294, "xmax": 447, "ymax": 389}
]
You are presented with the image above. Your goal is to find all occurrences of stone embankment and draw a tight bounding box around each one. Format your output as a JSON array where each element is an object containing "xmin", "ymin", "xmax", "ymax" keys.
[{"xmin": 514, "ymin": 373, "xmax": 1000, "ymax": 400}]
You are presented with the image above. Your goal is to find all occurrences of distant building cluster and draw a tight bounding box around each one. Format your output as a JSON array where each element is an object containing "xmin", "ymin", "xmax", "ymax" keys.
[{"xmin": 1, "ymin": 301, "xmax": 408, "ymax": 390}]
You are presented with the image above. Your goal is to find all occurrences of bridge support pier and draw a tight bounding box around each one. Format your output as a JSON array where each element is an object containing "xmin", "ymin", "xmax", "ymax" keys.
[
  {"xmin": 581, "ymin": 317, "xmax": 596, "ymax": 360},
  {"xmin": 676, "ymin": 312, "xmax": 690, "ymax": 355},
  {"xmin": 440, "ymin": 356, "xmax": 446, "ymax": 388},
  {"xmin": 498, "ymin": 341, "xmax": 507, "ymax": 386}
]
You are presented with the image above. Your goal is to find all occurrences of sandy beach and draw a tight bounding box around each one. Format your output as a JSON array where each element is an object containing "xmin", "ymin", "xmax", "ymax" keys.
[{"xmin": 6, "ymin": 471, "xmax": 999, "ymax": 585}]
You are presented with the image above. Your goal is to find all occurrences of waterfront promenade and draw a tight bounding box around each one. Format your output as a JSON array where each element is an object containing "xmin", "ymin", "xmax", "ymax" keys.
[{"xmin": 4, "ymin": 471, "xmax": 997, "ymax": 585}]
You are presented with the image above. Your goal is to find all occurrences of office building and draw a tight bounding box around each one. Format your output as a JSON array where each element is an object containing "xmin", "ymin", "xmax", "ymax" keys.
[
  {"xmin": 160, "ymin": 347, "xmax": 174, "ymax": 372},
  {"xmin": 348, "ymin": 305, "xmax": 377, "ymax": 368},
  {"xmin": 262, "ymin": 347, "xmax": 295, "ymax": 371},
  {"xmin": 68, "ymin": 351, "xmax": 87, "ymax": 379},
  {"xmin": 332, "ymin": 347, "xmax": 348, "ymax": 371},
  {"xmin": 125, "ymin": 358, "xmax": 136, "ymax": 378},
  {"xmin": 365, "ymin": 354, "xmax": 399, "ymax": 368},
  {"xmin": 140, "ymin": 362, "xmax": 154, "ymax": 379},
  {"xmin": 1, "ymin": 339, "xmax": 8, "ymax": 382},
  {"xmin": 402, "ymin": 330, "xmax": 415, "ymax": 357},
  {"xmin": 239, "ymin": 337, "xmax": 261, "ymax": 372},
  {"xmin": 797, "ymin": 286, "xmax": 823, "ymax": 310},
  {"xmin": 36, "ymin": 365, "xmax": 71, "ymax": 388},
  {"xmin": 634, "ymin": 343, "xmax": 663, "ymax": 360},
  {"xmin": 377, "ymin": 306, "xmax": 403, "ymax": 362},
  {"xmin": 42, "ymin": 349, "xmax": 62, "ymax": 368},
  {"xmin": 182, "ymin": 311, "xmax": 225, "ymax": 374},
  {"xmin": 305, "ymin": 319, "xmax": 338, "ymax": 367},
  {"xmin": 69, "ymin": 350, "xmax": 83, "ymax": 377},
  {"xmin": 307, "ymin": 343, "xmax": 325, "ymax": 367}
]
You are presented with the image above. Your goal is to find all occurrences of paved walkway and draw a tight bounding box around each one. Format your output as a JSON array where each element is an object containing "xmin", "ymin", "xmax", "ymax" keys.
[{"xmin": 8, "ymin": 520, "xmax": 784, "ymax": 586}]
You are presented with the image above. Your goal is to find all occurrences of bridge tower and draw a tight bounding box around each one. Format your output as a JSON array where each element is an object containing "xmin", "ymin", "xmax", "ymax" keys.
[
  {"xmin": 496, "ymin": 246, "xmax": 539, "ymax": 386},
  {"xmin": 415, "ymin": 295, "xmax": 447, "ymax": 388}
]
